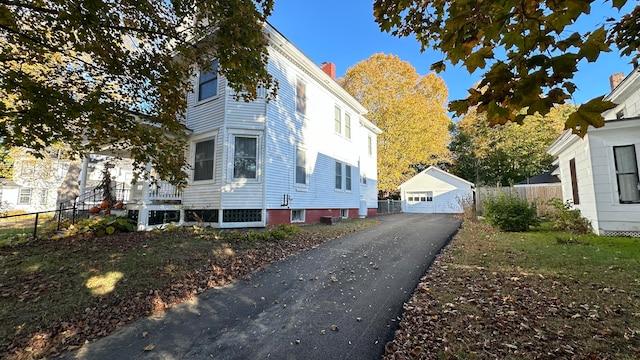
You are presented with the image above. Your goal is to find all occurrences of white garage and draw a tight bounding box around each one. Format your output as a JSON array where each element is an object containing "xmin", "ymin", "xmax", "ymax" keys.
[{"xmin": 398, "ymin": 167, "xmax": 474, "ymax": 214}]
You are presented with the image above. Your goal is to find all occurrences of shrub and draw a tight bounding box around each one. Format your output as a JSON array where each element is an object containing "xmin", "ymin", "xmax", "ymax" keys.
[
  {"xmin": 483, "ymin": 193, "xmax": 538, "ymax": 232},
  {"xmin": 73, "ymin": 215, "xmax": 136, "ymax": 236},
  {"xmin": 546, "ymin": 199, "xmax": 592, "ymax": 235},
  {"xmin": 456, "ymin": 194, "xmax": 477, "ymax": 222}
]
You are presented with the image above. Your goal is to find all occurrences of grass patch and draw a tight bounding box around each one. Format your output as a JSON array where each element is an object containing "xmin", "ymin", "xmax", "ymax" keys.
[
  {"xmin": 386, "ymin": 221, "xmax": 640, "ymax": 359},
  {"xmin": 0, "ymin": 218, "xmax": 378, "ymax": 359}
]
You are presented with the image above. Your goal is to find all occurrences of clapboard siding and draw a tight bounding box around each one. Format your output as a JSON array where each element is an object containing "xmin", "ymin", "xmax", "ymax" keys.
[{"xmin": 263, "ymin": 48, "xmax": 364, "ymax": 211}]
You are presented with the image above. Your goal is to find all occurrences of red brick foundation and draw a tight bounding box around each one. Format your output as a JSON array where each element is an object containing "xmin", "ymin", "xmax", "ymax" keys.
[{"xmin": 266, "ymin": 208, "xmax": 375, "ymax": 226}]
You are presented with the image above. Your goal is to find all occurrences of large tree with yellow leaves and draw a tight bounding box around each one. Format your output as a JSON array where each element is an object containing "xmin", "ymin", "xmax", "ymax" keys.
[{"xmin": 339, "ymin": 54, "xmax": 451, "ymax": 197}]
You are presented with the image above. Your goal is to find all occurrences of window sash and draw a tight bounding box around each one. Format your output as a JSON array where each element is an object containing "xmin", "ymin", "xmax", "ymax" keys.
[
  {"xmin": 335, "ymin": 161, "xmax": 342, "ymax": 189},
  {"xmin": 345, "ymin": 114, "xmax": 351, "ymax": 139},
  {"xmin": 345, "ymin": 165, "xmax": 352, "ymax": 191},
  {"xmin": 296, "ymin": 80, "xmax": 306, "ymax": 115},
  {"xmin": 295, "ymin": 148, "xmax": 306, "ymax": 185},
  {"xmin": 194, "ymin": 139, "xmax": 215, "ymax": 181},
  {"xmin": 334, "ymin": 106, "xmax": 341, "ymax": 134},
  {"xmin": 234, "ymin": 137, "xmax": 257, "ymax": 179},
  {"xmin": 18, "ymin": 188, "xmax": 32, "ymax": 204},
  {"xmin": 198, "ymin": 60, "xmax": 218, "ymax": 101},
  {"xmin": 614, "ymin": 145, "xmax": 640, "ymax": 203}
]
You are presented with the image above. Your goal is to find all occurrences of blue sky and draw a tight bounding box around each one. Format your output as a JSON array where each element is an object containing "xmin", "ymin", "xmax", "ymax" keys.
[{"xmin": 269, "ymin": 0, "xmax": 637, "ymax": 117}]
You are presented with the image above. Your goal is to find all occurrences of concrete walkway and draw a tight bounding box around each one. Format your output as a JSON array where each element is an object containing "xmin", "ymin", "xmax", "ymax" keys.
[{"xmin": 66, "ymin": 213, "xmax": 461, "ymax": 360}]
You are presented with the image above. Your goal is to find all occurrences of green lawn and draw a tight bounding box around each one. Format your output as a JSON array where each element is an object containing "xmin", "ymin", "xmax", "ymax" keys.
[{"xmin": 385, "ymin": 220, "xmax": 640, "ymax": 359}]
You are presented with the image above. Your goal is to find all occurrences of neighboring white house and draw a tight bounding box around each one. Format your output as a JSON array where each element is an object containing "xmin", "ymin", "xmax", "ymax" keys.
[
  {"xmin": 76, "ymin": 23, "xmax": 382, "ymax": 229},
  {"xmin": 398, "ymin": 167, "xmax": 474, "ymax": 214},
  {"xmin": 547, "ymin": 67, "xmax": 640, "ymax": 236},
  {"xmin": 0, "ymin": 153, "xmax": 71, "ymax": 213}
]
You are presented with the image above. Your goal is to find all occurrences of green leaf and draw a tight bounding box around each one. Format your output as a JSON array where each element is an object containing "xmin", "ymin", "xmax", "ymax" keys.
[
  {"xmin": 566, "ymin": 96, "xmax": 617, "ymax": 136},
  {"xmin": 430, "ymin": 60, "xmax": 446, "ymax": 73},
  {"xmin": 612, "ymin": 0, "xmax": 627, "ymax": 10},
  {"xmin": 106, "ymin": 226, "xmax": 116, "ymax": 235}
]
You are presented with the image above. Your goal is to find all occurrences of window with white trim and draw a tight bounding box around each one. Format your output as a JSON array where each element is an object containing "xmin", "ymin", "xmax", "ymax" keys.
[
  {"xmin": 39, "ymin": 189, "xmax": 48, "ymax": 205},
  {"xmin": 18, "ymin": 188, "xmax": 32, "ymax": 205},
  {"xmin": 193, "ymin": 138, "xmax": 215, "ymax": 181},
  {"xmin": 198, "ymin": 60, "xmax": 218, "ymax": 101},
  {"xmin": 614, "ymin": 145, "xmax": 640, "ymax": 203},
  {"xmin": 360, "ymin": 171, "xmax": 367, "ymax": 185},
  {"xmin": 367, "ymin": 136, "xmax": 373, "ymax": 156},
  {"xmin": 345, "ymin": 165, "xmax": 352, "ymax": 191},
  {"xmin": 335, "ymin": 161, "xmax": 342, "ymax": 190},
  {"xmin": 334, "ymin": 106, "xmax": 342, "ymax": 134},
  {"xmin": 234, "ymin": 136, "xmax": 257, "ymax": 179},
  {"xmin": 291, "ymin": 209, "xmax": 305, "ymax": 223},
  {"xmin": 295, "ymin": 147, "xmax": 307, "ymax": 185},
  {"xmin": 296, "ymin": 79, "xmax": 306, "ymax": 115},
  {"xmin": 340, "ymin": 209, "xmax": 348, "ymax": 218},
  {"xmin": 345, "ymin": 113, "xmax": 351, "ymax": 139}
]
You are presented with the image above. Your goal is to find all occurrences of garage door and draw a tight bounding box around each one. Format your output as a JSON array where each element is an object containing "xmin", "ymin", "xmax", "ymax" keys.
[{"xmin": 405, "ymin": 191, "xmax": 434, "ymax": 213}]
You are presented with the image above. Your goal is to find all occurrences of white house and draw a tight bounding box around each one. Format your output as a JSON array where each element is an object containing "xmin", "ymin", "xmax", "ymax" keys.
[
  {"xmin": 75, "ymin": 23, "xmax": 381, "ymax": 229},
  {"xmin": 398, "ymin": 167, "xmax": 474, "ymax": 214},
  {"xmin": 547, "ymin": 67, "xmax": 640, "ymax": 236},
  {"xmin": 0, "ymin": 152, "xmax": 71, "ymax": 213}
]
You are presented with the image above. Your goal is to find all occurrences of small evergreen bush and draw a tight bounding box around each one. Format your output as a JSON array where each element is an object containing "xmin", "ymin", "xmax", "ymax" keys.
[
  {"xmin": 546, "ymin": 199, "xmax": 592, "ymax": 234},
  {"xmin": 483, "ymin": 193, "xmax": 538, "ymax": 232}
]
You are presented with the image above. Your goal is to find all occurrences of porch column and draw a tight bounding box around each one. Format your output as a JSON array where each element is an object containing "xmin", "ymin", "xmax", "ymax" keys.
[
  {"xmin": 78, "ymin": 156, "xmax": 90, "ymax": 196},
  {"xmin": 136, "ymin": 162, "xmax": 152, "ymax": 230}
]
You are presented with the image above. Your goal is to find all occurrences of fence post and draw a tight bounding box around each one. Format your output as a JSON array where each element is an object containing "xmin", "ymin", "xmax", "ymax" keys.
[
  {"xmin": 57, "ymin": 203, "xmax": 62, "ymax": 231},
  {"xmin": 33, "ymin": 212, "xmax": 39, "ymax": 239},
  {"xmin": 72, "ymin": 199, "xmax": 77, "ymax": 225}
]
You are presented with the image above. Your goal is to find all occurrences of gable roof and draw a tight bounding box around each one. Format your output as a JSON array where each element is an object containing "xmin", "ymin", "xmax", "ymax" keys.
[
  {"xmin": 398, "ymin": 166, "xmax": 474, "ymax": 189},
  {"xmin": 515, "ymin": 168, "xmax": 560, "ymax": 185}
]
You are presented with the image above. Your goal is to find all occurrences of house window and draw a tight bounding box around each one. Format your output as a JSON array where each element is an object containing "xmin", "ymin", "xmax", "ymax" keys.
[
  {"xmin": 295, "ymin": 147, "xmax": 307, "ymax": 185},
  {"xmin": 345, "ymin": 113, "xmax": 351, "ymax": 139},
  {"xmin": 296, "ymin": 79, "xmax": 306, "ymax": 115},
  {"xmin": 18, "ymin": 188, "xmax": 32, "ymax": 205},
  {"xmin": 335, "ymin": 161, "xmax": 342, "ymax": 190},
  {"xmin": 345, "ymin": 165, "xmax": 352, "ymax": 191},
  {"xmin": 334, "ymin": 106, "xmax": 342, "ymax": 134},
  {"xmin": 40, "ymin": 189, "xmax": 48, "ymax": 205},
  {"xmin": 198, "ymin": 59, "xmax": 218, "ymax": 101},
  {"xmin": 234, "ymin": 137, "xmax": 257, "ymax": 179},
  {"xmin": 367, "ymin": 136, "xmax": 373, "ymax": 156},
  {"xmin": 193, "ymin": 139, "xmax": 215, "ymax": 181},
  {"xmin": 426, "ymin": 191, "xmax": 433, "ymax": 201},
  {"xmin": 569, "ymin": 158, "xmax": 580, "ymax": 205},
  {"xmin": 20, "ymin": 160, "xmax": 36, "ymax": 177},
  {"xmin": 291, "ymin": 209, "xmax": 305, "ymax": 223},
  {"xmin": 614, "ymin": 145, "xmax": 640, "ymax": 203},
  {"xmin": 360, "ymin": 172, "xmax": 367, "ymax": 185},
  {"xmin": 340, "ymin": 209, "xmax": 349, "ymax": 218}
]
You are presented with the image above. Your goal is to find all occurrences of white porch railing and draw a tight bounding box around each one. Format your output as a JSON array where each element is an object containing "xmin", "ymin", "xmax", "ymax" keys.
[{"xmin": 149, "ymin": 182, "xmax": 182, "ymax": 201}]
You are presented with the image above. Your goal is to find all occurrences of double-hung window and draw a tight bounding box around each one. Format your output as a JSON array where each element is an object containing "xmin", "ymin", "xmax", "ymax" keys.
[
  {"xmin": 296, "ymin": 79, "xmax": 306, "ymax": 115},
  {"xmin": 345, "ymin": 113, "xmax": 351, "ymax": 139},
  {"xmin": 614, "ymin": 145, "xmax": 640, "ymax": 203},
  {"xmin": 234, "ymin": 137, "xmax": 257, "ymax": 179},
  {"xmin": 194, "ymin": 139, "xmax": 215, "ymax": 181},
  {"xmin": 198, "ymin": 60, "xmax": 218, "ymax": 101},
  {"xmin": 295, "ymin": 147, "xmax": 307, "ymax": 185},
  {"xmin": 335, "ymin": 161, "xmax": 342, "ymax": 190},
  {"xmin": 18, "ymin": 188, "xmax": 32, "ymax": 205},
  {"xmin": 345, "ymin": 165, "xmax": 352, "ymax": 191},
  {"xmin": 334, "ymin": 106, "xmax": 342, "ymax": 134}
]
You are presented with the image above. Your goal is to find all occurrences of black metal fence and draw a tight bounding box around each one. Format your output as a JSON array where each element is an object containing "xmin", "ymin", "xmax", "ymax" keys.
[
  {"xmin": 377, "ymin": 199, "xmax": 403, "ymax": 214},
  {"xmin": 0, "ymin": 209, "xmax": 64, "ymax": 241}
]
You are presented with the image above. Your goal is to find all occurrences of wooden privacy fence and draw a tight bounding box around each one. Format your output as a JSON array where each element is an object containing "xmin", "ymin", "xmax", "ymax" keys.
[{"xmin": 476, "ymin": 184, "xmax": 563, "ymax": 216}]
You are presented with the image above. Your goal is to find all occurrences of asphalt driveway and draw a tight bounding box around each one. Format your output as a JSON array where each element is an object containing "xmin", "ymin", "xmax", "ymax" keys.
[{"xmin": 66, "ymin": 213, "xmax": 461, "ymax": 360}]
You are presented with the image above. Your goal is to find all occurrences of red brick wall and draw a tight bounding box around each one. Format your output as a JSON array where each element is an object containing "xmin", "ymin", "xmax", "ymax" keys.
[{"xmin": 267, "ymin": 208, "xmax": 370, "ymax": 226}]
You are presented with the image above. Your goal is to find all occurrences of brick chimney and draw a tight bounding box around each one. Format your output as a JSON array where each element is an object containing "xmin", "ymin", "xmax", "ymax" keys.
[
  {"xmin": 320, "ymin": 62, "xmax": 336, "ymax": 79},
  {"xmin": 609, "ymin": 72, "xmax": 625, "ymax": 91}
]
